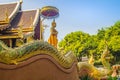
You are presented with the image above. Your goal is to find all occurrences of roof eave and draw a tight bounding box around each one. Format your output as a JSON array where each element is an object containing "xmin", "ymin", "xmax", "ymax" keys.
[
  {"xmin": 0, "ymin": 32, "xmax": 34, "ymax": 39},
  {"xmin": 2, "ymin": 27, "xmax": 34, "ymax": 33}
]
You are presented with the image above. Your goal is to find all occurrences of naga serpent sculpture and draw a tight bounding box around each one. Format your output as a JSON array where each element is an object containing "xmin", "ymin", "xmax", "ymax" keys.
[
  {"xmin": 77, "ymin": 45, "xmax": 113, "ymax": 79},
  {"xmin": 0, "ymin": 40, "xmax": 79, "ymax": 80},
  {"xmin": 0, "ymin": 40, "xmax": 76, "ymax": 68},
  {"xmin": 101, "ymin": 45, "xmax": 111, "ymax": 70}
]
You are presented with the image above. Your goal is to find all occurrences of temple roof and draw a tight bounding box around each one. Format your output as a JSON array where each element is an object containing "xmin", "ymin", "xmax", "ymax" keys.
[
  {"xmin": 0, "ymin": 2, "xmax": 21, "ymax": 30},
  {"xmin": 0, "ymin": 1, "xmax": 40, "ymax": 39},
  {"xmin": 7, "ymin": 9, "xmax": 40, "ymax": 32},
  {"xmin": 0, "ymin": 9, "xmax": 40, "ymax": 39}
]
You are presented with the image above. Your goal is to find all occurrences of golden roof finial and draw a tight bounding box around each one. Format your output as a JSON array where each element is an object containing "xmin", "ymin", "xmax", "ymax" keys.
[{"xmin": 20, "ymin": 0, "xmax": 23, "ymax": 4}]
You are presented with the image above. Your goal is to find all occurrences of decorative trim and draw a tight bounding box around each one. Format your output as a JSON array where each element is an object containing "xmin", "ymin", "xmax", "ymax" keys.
[
  {"xmin": 0, "ymin": 24, "xmax": 10, "ymax": 31},
  {"xmin": 0, "ymin": 35, "xmax": 20, "ymax": 39},
  {"xmin": 0, "ymin": 32, "xmax": 34, "ymax": 39},
  {"xmin": 5, "ymin": 28, "xmax": 33, "ymax": 33},
  {"xmin": 32, "ymin": 9, "xmax": 40, "ymax": 28}
]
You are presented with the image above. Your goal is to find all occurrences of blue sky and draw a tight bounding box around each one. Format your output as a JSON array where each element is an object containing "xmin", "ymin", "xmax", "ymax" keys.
[{"xmin": 0, "ymin": 0, "xmax": 120, "ymax": 41}]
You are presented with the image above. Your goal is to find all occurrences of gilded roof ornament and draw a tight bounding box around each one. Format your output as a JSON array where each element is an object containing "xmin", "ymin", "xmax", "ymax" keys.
[{"xmin": 20, "ymin": 0, "xmax": 23, "ymax": 4}]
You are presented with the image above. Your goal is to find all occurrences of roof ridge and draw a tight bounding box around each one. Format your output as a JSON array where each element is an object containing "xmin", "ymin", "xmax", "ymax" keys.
[
  {"xmin": 21, "ymin": 9, "xmax": 38, "ymax": 12},
  {"xmin": 33, "ymin": 9, "xmax": 40, "ymax": 27},
  {"xmin": 17, "ymin": 9, "xmax": 37, "ymax": 13},
  {"xmin": 9, "ymin": 1, "xmax": 21, "ymax": 20},
  {"xmin": 0, "ymin": 1, "xmax": 19, "ymax": 5}
]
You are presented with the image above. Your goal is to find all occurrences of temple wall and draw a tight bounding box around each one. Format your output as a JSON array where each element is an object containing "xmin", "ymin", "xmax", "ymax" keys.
[{"xmin": 0, "ymin": 54, "xmax": 79, "ymax": 80}]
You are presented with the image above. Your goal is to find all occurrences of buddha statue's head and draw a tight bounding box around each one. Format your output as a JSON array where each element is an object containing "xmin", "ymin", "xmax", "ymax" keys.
[{"xmin": 52, "ymin": 19, "xmax": 56, "ymax": 27}]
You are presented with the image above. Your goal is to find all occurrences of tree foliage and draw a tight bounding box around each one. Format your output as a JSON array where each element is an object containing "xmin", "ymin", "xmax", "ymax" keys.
[{"xmin": 58, "ymin": 21, "xmax": 120, "ymax": 63}]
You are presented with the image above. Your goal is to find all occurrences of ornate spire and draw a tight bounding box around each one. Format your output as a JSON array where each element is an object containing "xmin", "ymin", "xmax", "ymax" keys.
[{"xmin": 20, "ymin": 0, "xmax": 23, "ymax": 4}]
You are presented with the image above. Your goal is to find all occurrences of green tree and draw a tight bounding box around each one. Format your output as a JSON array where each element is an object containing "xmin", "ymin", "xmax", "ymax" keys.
[
  {"xmin": 59, "ymin": 21, "xmax": 120, "ymax": 63},
  {"xmin": 59, "ymin": 31, "xmax": 96, "ymax": 61},
  {"xmin": 108, "ymin": 36, "xmax": 120, "ymax": 63}
]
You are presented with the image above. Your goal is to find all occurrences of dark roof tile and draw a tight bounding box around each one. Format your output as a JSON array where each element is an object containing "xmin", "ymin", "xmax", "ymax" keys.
[{"xmin": 9, "ymin": 10, "xmax": 37, "ymax": 29}]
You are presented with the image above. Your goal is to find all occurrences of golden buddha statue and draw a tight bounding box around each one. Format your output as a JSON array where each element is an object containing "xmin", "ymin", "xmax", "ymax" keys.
[{"xmin": 48, "ymin": 19, "xmax": 58, "ymax": 48}]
